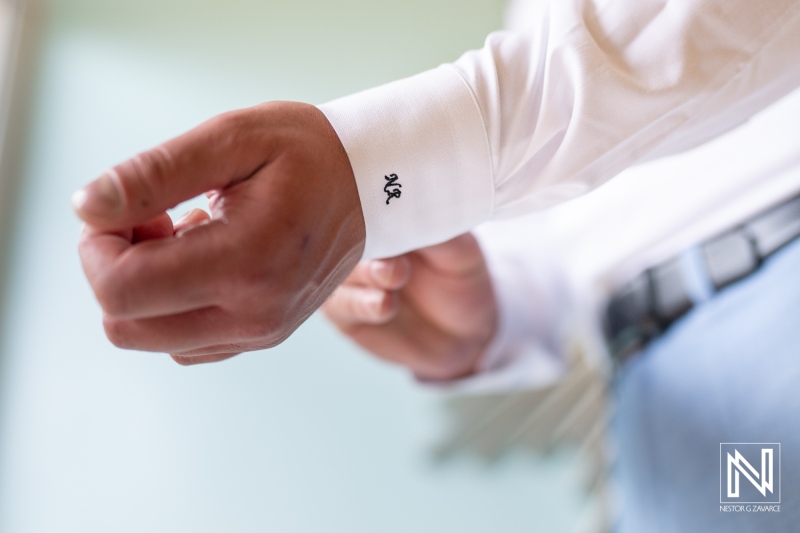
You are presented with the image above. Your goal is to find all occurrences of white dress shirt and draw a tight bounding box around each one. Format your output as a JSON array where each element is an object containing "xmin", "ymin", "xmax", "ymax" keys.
[
  {"xmin": 319, "ymin": 0, "xmax": 800, "ymax": 391},
  {"xmin": 465, "ymin": 86, "xmax": 800, "ymax": 392}
]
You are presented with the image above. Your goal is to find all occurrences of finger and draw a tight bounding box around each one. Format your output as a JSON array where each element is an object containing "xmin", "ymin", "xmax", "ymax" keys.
[
  {"xmin": 103, "ymin": 306, "xmax": 265, "ymax": 353},
  {"xmin": 71, "ymin": 108, "xmax": 273, "ymax": 229},
  {"xmin": 405, "ymin": 248, "xmax": 495, "ymax": 341},
  {"xmin": 173, "ymin": 208, "xmax": 210, "ymax": 236},
  {"xmin": 345, "ymin": 304, "xmax": 480, "ymax": 382},
  {"xmin": 170, "ymin": 353, "xmax": 240, "ymax": 366},
  {"xmin": 81, "ymin": 220, "xmax": 230, "ymax": 319},
  {"xmin": 414, "ymin": 233, "xmax": 485, "ymax": 277},
  {"xmin": 78, "ymin": 224, "xmax": 133, "ymax": 286},
  {"xmin": 322, "ymin": 286, "xmax": 399, "ymax": 327},
  {"xmin": 132, "ymin": 212, "xmax": 174, "ymax": 243},
  {"xmin": 344, "ymin": 256, "xmax": 411, "ymax": 290},
  {"xmin": 172, "ymin": 342, "xmax": 249, "ymax": 357}
]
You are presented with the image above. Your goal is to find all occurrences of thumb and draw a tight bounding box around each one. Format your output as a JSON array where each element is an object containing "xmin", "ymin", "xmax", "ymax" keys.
[{"xmin": 71, "ymin": 110, "xmax": 271, "ymax": 229}]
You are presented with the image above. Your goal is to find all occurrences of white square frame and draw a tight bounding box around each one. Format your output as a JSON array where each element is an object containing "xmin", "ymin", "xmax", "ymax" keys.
[{"xmin": 720, "ymin": 442, "xmax": 781, "ymax": 505}]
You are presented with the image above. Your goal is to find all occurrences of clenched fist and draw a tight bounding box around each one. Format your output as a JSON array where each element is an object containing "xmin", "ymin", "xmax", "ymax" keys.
[
  {"xmin": 74, "ymin": 102, "xmax": 365, "ymax": 365},
  {"xmin": 323, "ymin": 233, "xmax": 498, "ymax": 381}
]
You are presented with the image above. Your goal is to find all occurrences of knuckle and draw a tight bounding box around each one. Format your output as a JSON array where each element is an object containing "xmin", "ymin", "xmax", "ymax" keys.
[
  {"xmin": 359, "ymin": 290, "xmax": 394, "ymax": 323},
  {"xmin": 170, "ymin": 355, "xmax": 195, "ymax": 366},
  {"xmin": 103, "ymin": 317, "xmax": 133, "ymax": 349},
  {"xmin": 353, "ymin": 293, "xmax": 374, "ymax": 319},
  {"xmin": 375, "ymin": 292, "xmax": 393, "ymax": 318},
  {"xmin": 370, "ymin": 258, "xmax": 410, "ymax": 289},
  {"xmin": 94, "ymin": 276, "xmax": 130, "ymax": 317},
  {"xmin": 239, "ymin": 314, "xmax": 293, "ymax": 347}
]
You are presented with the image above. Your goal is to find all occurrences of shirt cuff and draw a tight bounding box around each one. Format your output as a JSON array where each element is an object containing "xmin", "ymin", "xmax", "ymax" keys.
[{"xmin": 318, "ymin": 65, "xmax": 494, "ymax": 259}]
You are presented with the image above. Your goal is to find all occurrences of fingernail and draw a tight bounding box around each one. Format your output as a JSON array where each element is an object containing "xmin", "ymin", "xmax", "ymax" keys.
[
  {"xmin": 71, "ymin": 173, "xmax": 123, "ymax": 220},
  {"xmin": 370, "ymin": 260, "xmax": 394, "ymax": 285}
]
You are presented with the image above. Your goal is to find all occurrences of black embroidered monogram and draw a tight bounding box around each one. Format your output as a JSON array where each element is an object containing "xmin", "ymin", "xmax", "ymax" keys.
[{"xmin": 384, "ymin": 173, "xmax": 402, "ymax": 205}]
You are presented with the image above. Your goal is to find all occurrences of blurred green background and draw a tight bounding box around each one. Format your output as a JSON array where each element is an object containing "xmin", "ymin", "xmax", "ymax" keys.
[{"xmin": 0, "ymin": 0, "xmax": 588, "ymax": 531}]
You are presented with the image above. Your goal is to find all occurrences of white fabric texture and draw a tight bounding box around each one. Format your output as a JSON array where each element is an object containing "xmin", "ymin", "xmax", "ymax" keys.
[
  {"xmin": 468, "ymin": 85, "xmax": 800, "ymax": 392},
  {"xmin": 319, "ymin": 68, "xmax": 494, "ymax": 260},
  {"xmin": 320, "ymin": 0, "xmax": 800, "ymax": 260},
  {"xmin": 318, "ymin": 0, "xmax": 800, "ymax": 392}
]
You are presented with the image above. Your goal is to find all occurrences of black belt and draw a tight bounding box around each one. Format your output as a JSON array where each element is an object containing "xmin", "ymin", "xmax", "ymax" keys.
[{"xmin": 604, "ymin": 193, "xmax": 800, "ymax": 364}]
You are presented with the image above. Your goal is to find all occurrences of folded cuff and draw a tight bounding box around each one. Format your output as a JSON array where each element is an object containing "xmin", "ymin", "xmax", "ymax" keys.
[{"xmin": 319, "ymin": 65, "xmax": 494, "ymax": 259}]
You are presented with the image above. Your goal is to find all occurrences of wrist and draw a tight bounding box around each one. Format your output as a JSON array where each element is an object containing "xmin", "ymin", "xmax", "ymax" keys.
[{"xmin": 312, "ymin": 104, "xmax": 367, "ymax": 260}]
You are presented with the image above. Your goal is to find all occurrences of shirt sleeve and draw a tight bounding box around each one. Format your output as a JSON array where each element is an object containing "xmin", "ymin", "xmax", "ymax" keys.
[{"xmin": 319, "ymin": 0, "xmax": 800, "ymax": 260}]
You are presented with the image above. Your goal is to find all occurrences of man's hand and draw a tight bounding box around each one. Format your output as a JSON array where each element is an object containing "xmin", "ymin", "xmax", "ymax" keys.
[
  {"xmin": 74, "ymin": 102, "xmax": 366, "ymax": 365},
  {"xmin": 322, "ymin": 234, "xmax": 497, "ymax": 381}
]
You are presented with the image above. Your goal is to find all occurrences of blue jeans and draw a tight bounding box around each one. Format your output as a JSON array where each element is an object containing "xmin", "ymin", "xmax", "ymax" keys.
[{"xmin": 614, "ymin": 237, "xmax": 800, "ymax": 532}]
